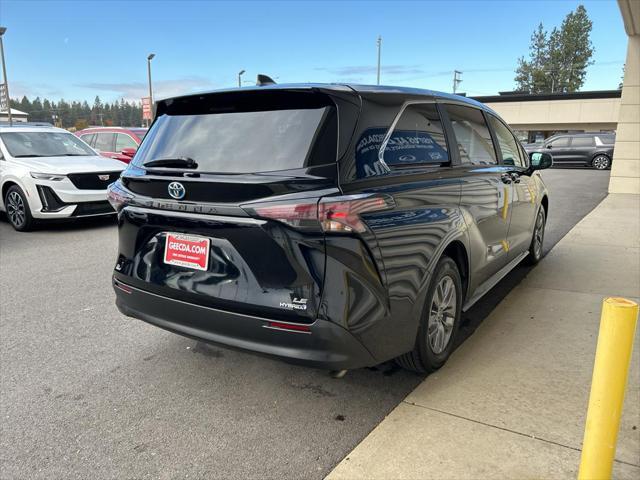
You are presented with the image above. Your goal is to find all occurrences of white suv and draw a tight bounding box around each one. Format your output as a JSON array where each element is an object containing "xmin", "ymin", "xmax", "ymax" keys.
[{"xmin": 0, "ymin": 125, "xmax": 127, "ymax": 231}]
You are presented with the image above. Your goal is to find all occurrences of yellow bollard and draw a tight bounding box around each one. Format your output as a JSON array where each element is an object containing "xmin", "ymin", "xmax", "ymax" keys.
[{"xmin": 578, "ymin": 297, "xmax": 638, "ymax": 480}]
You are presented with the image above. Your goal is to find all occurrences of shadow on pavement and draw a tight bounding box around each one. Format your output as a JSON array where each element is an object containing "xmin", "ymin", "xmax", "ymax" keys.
[{"xmin": 0, "ymin": 212, "xmax": 117, "ymax": 233}]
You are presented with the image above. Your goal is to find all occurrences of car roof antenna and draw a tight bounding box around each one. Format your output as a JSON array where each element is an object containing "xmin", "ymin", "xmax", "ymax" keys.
[{"xmin": 256, "ymin": 74, "xmax": 277, "ymax": 86}]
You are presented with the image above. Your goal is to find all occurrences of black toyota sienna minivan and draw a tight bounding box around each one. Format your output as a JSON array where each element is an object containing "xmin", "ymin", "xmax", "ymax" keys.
[{"xmin": 109, "ymin": 84, "xmax": 551, "ymax": 373}]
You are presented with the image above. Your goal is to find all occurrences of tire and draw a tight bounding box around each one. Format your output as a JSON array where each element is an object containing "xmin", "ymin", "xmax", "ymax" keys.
[
  {"xmin": 4, "ymin": 185, "xmax": 35, "ymax": 232},
  {"xmin": 526, "ymin": 206, "xmax": 546, "ymax": 265},
  {"xmin": 592, "ymin": 154, "xmax": 611, "ymax": 170},
  {"xmin": 396, "ymin": 256, "xmax": 463, "ymax": 373}
]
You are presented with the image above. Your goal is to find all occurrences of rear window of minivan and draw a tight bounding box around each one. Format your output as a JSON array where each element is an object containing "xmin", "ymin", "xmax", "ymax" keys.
[
  {"xmin": 134, "ymin": 105, "xmax": 337, "ymax": 174},
  {"xmin": 596, "ymin": 134, "xmax": 615, "ymax": 145}
]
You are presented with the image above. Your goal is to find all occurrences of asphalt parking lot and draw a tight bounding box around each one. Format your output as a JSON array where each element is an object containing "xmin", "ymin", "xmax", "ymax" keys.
[{"xmin": 0, "ymin": 168, "xmax": 610, "ymax": 479}]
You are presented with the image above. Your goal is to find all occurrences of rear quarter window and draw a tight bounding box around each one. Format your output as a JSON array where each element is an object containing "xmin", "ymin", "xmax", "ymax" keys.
[{"xmin": 596, "ymin": 134, "xmax": 615, "ymax": 145}]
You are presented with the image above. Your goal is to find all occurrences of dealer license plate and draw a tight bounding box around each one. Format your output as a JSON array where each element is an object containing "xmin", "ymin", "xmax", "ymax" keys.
[{"xmin": 163, "ymin": 233, "xmax": 210, "ymax": 271}]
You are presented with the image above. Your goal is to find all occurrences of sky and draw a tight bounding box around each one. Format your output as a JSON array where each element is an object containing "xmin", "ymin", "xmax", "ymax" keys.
[{"xmin": 0, "ymin": 0, "xmax": 628, "ymax": 104}]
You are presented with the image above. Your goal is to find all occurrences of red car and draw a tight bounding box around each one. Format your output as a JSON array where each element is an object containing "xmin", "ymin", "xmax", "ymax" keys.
[{"xmin": 76, "ymin": 127, "xmax": 147, "ymax": 163}]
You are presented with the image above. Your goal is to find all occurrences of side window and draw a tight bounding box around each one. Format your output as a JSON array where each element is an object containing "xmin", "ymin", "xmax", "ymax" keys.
[
  {"xmin": 382, "ymin": 103, "xmax": 449, "ymax": 167},
  {"xmin": 80, "ymin": 134, "xmax": 95, "ymax": 147},
  {"xmin": 548, "ymin": 137, "xmax": 569, "ymax": 148},
  {"xmin": 487, "ymin": 115, "xmax": 525, "ymax": 167},
  {"xmin": 115, "ymin": 133, "xmax": 138, "ymax": 151},
  {"xmin": 94, "ymin": 132, "xmax": 115, "ymax": 152},
  {"xmin": 571, "ymin": 136, "xmax": 594, "ymax": 147},
  {"xmin": 518, "ymin": 143, "xmax": 530, "ymax": 168},
  {"xmin": 598, "ymin": 134, "xmax": 615, "ymax": 145},
  {"xmin": 443, "ymin": 104, "xmax": 497, "ymax": 165}
]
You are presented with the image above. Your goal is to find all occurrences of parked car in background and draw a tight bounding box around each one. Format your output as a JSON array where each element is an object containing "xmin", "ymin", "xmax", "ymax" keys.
[
  {"xmin": 0, "ymin": 125, "xmax": 126, "ymax": 231},
  {"xmin": 524, "ymin": 132, "xmax": 615, "ymax": 170},
  {"xmin": 109, "ymin": 84, "xmax": 552, "ymax": 374},
  {"xmin": 76, "ymin": 127, "xmax": 147, "ymax": 163}
]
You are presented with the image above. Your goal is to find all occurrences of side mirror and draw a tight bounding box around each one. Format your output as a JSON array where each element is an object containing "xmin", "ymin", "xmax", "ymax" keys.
[
  {"xmin": 121, "ymin": 147, "xmax": 136, "ymax": 157},
  {"xmin": 546, "ymin": 144, "xmax": 553, "ymax": 149},
  {"xmin": 530, "ymin": 152, "xmax": 553, "ymax": 171}
]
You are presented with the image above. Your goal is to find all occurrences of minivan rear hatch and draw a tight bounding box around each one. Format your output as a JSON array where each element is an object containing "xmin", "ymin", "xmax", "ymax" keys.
[{"xmin": 115, "ymin": 87, "xmax": 361, "ymax": 323}]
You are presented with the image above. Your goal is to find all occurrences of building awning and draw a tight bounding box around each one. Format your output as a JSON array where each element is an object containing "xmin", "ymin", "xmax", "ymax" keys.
[{"xmin": 0, "ymin": 108, "xmax": 29, "ymax": 116}]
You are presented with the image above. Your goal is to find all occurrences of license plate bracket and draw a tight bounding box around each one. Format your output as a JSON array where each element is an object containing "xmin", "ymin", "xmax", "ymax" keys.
[{"xmin": 163, "ymin": 233, "xmax": 210, "ymax": 271}]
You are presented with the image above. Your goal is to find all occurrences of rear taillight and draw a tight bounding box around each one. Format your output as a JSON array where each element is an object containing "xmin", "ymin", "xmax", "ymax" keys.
[
  {"xmin": 244, "ymin": 194, "xmax": 394, "ymax": 233},
  {"xmin": 107, "ymin": 181, "xmax": 135, "ymax": 212},
  {"xmin": 250, "ymin": 201, "xmax": 320, "ymax": 231},
  {"xmin": 319, "ymin": 196, "xmax": 390, "ymax": 233}
]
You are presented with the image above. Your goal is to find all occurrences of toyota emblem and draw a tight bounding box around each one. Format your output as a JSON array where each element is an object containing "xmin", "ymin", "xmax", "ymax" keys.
[{"xmin": 168, "ymin": 182, "xmax": 186, "ymax": 200}]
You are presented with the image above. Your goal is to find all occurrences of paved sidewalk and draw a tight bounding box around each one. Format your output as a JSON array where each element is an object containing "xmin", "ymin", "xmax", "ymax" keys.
[{"xmin": 328, "ymin": 194, "xmax": 640, "ymax": 479}]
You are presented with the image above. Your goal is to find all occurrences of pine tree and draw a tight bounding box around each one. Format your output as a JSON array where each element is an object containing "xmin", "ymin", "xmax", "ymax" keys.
[
  {"xmin": 10, "ymin": 95, "xmax": 147, "ymax": 128},
  {"xmin": 31, "ymin": 97, "xmax": 44, "ymax": 122},
  {"xmin": 514, "ymin": 23, "xmax": 548, "ymax": 92},
  {"xmin": 515, "ymin": 5, "xmax": 594, "ymax": 93},
  {"xmin": 20, "ymin": 96, "xmax": 31, "ymax": 114},
  {"xmin": 92, "ymin": 96, "xmax": 103, "ymax": 125}
]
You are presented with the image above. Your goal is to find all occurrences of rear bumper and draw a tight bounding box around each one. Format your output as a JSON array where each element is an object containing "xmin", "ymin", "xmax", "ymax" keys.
[{"xmin": 113, "ymin": 277, "xmax": 377, "ymax": 370}]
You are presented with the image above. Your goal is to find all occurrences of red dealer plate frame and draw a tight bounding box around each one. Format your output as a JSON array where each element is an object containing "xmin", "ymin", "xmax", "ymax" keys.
[{"xmin": 163, "ymin": 233, "xmax": 210, "ymax": 271}]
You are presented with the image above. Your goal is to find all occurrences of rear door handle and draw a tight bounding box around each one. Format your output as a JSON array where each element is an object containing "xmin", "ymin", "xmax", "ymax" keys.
[{"xmin": 500, "ymin": 173, "xmax": 512, "ymax": 184}]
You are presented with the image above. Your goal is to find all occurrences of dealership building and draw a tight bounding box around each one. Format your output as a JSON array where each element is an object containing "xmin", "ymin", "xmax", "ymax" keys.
[
  {"xmin": 472, "ymin": 90, "xmax": 620, "ymax": 144},
  {"xmin": 612, "ymin": 0, "xmax": 640, "ymax": 194},
  {"xmin": 471, "ymin": 1, "xmax": 639, "ymax": 195}
]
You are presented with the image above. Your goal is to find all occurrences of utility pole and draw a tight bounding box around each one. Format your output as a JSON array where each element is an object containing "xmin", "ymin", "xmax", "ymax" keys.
[
  {"xmin": 376, "ymin": 35, "xmax": 382, "ymax": 86},
  {"xmin": 0, "ymin": 27, "xmax": 12, "ymax": 125},
  {"xmin": 452, "ymin": 70, "xmax": 462, "ymax": 94},
  {"xmin": 147, "ymin": 53, "xmax": 155, "ymax": 127}
]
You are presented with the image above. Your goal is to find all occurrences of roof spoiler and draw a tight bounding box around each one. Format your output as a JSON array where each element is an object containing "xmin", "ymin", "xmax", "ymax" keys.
[{"xmin": 256, "ymin": 74, "xmax": 277, "ymax": 86}]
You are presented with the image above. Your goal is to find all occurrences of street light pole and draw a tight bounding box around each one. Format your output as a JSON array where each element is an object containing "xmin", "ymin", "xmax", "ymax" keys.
[
  {"xmin": 0, "ymin": 27, "xmax": 12, "ymax": 126},
  {"xmin": 238, "ymin": 70, "xmax": 245, "ymax": 88},
  {"xmin": 376, "ymin": 35, "xmax": 382, "ymax": 86},
  {"xmin": 147, "ymin": 53, "xmax": 155, "ymax": 127}
]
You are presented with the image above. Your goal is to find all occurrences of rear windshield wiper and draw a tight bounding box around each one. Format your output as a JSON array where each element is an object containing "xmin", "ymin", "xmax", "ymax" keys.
[{"xmin": 144, "ymin": 157, "xmax": 198, "ymax": 169}]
